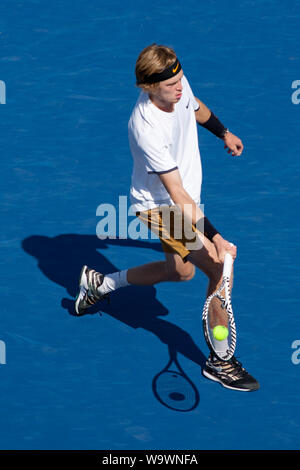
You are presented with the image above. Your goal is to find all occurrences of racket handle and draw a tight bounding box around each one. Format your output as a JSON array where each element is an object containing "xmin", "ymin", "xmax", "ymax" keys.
[{"xmin": 223, "ymin": 252, "xmax": 233, "ymax": 279}]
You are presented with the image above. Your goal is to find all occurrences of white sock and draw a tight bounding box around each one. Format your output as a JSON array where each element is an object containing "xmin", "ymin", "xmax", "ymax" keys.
[
  {"xmin": 210, "ymin": 328, "xmax": 229, "ymax": 360},
  {"xmin": 97, "ymin": 270, "xmax": 129, "ymax": 296}
]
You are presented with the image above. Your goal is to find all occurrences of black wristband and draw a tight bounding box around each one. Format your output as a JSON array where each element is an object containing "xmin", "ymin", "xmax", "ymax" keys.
[
  {"xmin": 197, "ymin": 216, "xmax": 219, "ymax": 241},
  {"xmin": 200, "ymin": 112, "xmax": 228, "ymax": 139}
]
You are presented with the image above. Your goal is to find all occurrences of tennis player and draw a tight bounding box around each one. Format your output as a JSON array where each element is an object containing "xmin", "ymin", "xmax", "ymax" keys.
[{"xmin": 75, "ymin": 44, "xmax": 259, "ymax": 392}]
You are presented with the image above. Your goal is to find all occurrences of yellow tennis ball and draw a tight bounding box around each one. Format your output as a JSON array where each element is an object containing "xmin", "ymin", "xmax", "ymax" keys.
[{"xmin": 213, "ymin": 325, "xmax": 229, "ymax": 341}]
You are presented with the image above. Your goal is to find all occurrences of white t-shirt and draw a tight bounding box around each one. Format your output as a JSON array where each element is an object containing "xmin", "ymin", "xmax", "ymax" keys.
[{"xmin": 128, "ymin": 75, "xmax": 202, "ymax": 212}]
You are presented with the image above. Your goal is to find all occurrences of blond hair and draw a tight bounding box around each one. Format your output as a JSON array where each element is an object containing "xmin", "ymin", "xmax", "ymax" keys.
[{"xmin": 135, "ymin": 43, "xmax": 177, "ymax": 92}]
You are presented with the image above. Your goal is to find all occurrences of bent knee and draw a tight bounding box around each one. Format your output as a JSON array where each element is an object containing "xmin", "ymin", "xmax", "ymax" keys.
[{"xmin": 168, "ymin": 264, "xmax": 195, "ymax": 282}]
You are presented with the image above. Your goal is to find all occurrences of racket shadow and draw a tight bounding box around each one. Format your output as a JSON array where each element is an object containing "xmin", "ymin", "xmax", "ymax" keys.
[
  {"xmin": 22, "ymin": 233, "xmax": 207, "ymax": 410},
  {"xmin": 152, "ymin": 345, "xmax": 200, "ymax": 412}
]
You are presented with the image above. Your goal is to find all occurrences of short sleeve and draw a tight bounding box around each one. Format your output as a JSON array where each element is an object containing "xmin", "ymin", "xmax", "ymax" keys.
[
  {"xmin": 182, "ymin": 75, "xmax": 199, "ymax": 111},
  {"xmin": 138, "ymin": 131, "xmax": 178, "ymax": 175}
]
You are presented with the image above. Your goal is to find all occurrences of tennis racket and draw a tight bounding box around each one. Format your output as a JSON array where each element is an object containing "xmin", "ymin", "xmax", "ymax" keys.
[
  {"xmin": 202, "ymin": 251, "xmax": 237, "ymax": 361},
  {"xmin": 152, "ymin": 346, "xmax": 200, "ymax": 412}
]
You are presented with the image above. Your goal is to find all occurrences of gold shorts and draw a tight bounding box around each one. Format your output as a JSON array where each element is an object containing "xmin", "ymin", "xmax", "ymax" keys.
[{"xmin": 136, "ymin": 205, "xmax": 203, "ymax": 261}]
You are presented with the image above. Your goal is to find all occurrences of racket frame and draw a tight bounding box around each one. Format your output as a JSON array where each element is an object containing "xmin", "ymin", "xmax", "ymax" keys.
[
  {"xmin": 152, "ymin": 352, "xmax": 200, "ymax": 412},
  {"xmin": 202, "ymin": 252, "xmax": 237, "ymax": 361}
]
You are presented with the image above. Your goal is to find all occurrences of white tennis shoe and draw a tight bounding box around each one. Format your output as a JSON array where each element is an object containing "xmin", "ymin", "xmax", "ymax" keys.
[{"xmin": 75, "ymin": 265, "xmax": 108, "ymax": 315}]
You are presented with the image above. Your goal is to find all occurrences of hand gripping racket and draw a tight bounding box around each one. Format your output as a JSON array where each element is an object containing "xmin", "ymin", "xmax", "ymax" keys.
[{"xmin": 202, "ymin": 251, "xmax": 237, "ymax": 361}]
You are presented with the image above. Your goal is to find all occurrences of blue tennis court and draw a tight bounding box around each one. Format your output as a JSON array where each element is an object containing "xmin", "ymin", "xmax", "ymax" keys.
[{"xmin": 1, "ymin": 0, "xmax": 300, "ymax": 450}]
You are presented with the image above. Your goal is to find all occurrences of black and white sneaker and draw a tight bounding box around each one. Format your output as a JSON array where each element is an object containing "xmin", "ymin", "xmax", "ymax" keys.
[
  {"xmin": 75, "ymin": 265, "xmax": 108, "ymax": 315},
  {"xmin": 203, "ymin": 354, "xmax": 259, "ymax": 392}
]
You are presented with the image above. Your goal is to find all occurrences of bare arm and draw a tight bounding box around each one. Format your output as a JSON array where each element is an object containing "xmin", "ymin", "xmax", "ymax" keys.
[
  {"xmin": 194, "ymin": 96, "xmax": 244, "ymax": 157},
  {"xmin": 194, "ymin": 97, "xmax": 211, "ymax": 124},
  {"xmin": 158, "ymin": 169, "xmax": 237, "ymax": 260},
  {"xmin": 159, "ymin": 169, "xmax": 204, "ymax": 225}
]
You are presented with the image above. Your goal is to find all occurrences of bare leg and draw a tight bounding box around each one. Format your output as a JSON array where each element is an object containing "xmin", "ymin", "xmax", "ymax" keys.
[
  {"xmin": 127, "ymin": 261, "xmax": 169, "ymax": 285},
  {"xmin": 127, "ymin": 253, "xmax": 195, "ymax": 285}
]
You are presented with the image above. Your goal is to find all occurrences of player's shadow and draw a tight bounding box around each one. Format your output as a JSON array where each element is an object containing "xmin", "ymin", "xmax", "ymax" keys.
[{"xmin": 22, "ymin": 234, "xmax": 207, "ymax": 371}]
